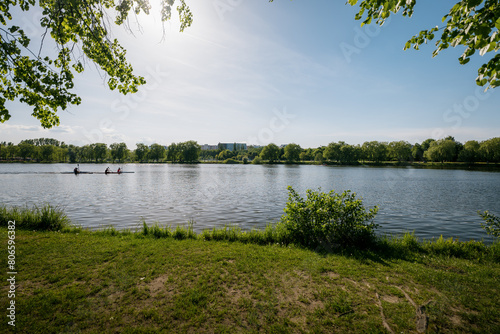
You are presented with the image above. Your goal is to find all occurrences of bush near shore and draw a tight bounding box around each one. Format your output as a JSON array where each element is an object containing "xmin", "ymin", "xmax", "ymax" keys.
[
  {"xmin": 0, "ymin": 204, "xmax": 69, "ymax": 231},
  {"xmin": 1, "ymin": 201, "xmax": 499, "ymax": 262},
  {"xmin": 1, "ymin": 199, "xmax": 500, "ymax": 332},
  {"xmin": 1, "ymin": 228, "xmax": 499, "ymax": 333}
]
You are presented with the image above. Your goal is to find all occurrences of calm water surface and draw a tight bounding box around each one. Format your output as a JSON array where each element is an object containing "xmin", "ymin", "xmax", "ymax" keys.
[{"xmin": 1, "ymin": 163, "xmax": 499, "ymax": 241}]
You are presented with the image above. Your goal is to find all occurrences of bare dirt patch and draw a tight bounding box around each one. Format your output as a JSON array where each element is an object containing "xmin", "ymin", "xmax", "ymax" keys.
[
  {"xmin": 382, "ymin": 295, "xmax": 400, "ymax": 304},
  {"xmin": 322, "ymin": 271, "xmax": 340, "ymax": 279},
  {"xmin": 343, "ymin": 278, "xmax": 359, "ymax": 286},
  {"xmin": 108, "ymin": 290, "xmax": 125, "ymax": 303},
  {"xmin": 450, "ymin": 315, "xmax": 462, "ymax": 326},
  {"xmin": 144, "ymin": 274, "xmax": 170, "ymax": 297}
]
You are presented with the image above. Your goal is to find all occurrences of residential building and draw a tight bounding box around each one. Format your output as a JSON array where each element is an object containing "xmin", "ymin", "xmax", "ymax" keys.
[
  {"xmin": 218, "ymin": 143, "xmax": 247, "ymax": 151},
  {"xmin": 201, "ymin": 144, "xmax": 218, "ymax": 151}
]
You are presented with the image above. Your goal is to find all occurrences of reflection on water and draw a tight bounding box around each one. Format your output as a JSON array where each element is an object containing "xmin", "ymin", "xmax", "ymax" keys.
[{"xmin": 0, "ymin": 163, "xmax": 499, "ymax": 241}]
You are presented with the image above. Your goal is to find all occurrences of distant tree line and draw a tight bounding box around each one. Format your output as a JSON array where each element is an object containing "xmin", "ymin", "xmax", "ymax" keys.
[
  {"xmin": 1, "ymin": 136, "xmax": 499, "ymax": 164},
  {"xmin": 0, "ymin": 139, "xmax": 201, "ymax": 163},
  {"xmin": 252, "ymin": 137, "xmax": 500, "ymax": 164}
]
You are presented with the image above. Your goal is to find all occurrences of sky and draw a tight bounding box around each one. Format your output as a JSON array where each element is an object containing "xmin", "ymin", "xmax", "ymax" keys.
[{"xmin": 1, "ymin": 0, "xmax": 499, "ymax": 148}]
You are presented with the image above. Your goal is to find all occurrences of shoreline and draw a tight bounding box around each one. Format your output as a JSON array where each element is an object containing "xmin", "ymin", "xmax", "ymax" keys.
[
  {"xmin": 1, "ymin": 203, "xmax": 499, "ymax": 332},
  {"xmin": 2, "ymin": 160, "xmax": 500, "ymax": 171},
  {"xmin": 1, "ymin": 227, "xmax": 499, "ymax": 333}
]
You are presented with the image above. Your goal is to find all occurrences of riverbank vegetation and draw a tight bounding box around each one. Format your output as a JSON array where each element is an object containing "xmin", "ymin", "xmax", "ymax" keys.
[
  {"xmin": 1, "ymin": 196, "xmax": 500, "ymax": 332},
  {"xmin": 1, "ymin": 136, "xmax": 500, "ymax": 167},
  {"xmin": 0, "ymin": 204, "xmax": 69, "ymax": 231},
  {"xmin": 2, "ymin": 191, "xmax": 498, "ymax": 253},
  {"xmin": 1, "ymin": 222, "xmax": 499, "ymax": 332}
]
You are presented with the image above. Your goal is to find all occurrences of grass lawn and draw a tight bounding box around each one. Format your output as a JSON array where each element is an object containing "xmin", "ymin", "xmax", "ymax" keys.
[{"xmin": 1, "ymin": 228, "xmax": 499, "ymax": 333}]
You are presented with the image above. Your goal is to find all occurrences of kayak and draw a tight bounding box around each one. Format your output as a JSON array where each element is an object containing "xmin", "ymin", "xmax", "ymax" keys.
[
  {"xmin": 97, "ymin": 171, "xmax": 134, "ymax": 174},
  {"xmin": 60, "ymin": 171, "xmax": 94, "ymax": 174},
  {"xmin": 61, "ymin": 171, "xmax": 134, "ymax": 174}
]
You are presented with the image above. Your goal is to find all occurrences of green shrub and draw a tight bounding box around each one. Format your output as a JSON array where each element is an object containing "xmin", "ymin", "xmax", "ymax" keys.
[
  {"xmin": 400, "ymin": 231, "xmax": 421, "ymax": 251},
  {"xmin": 251, "ymin": 157, "xmax": 263, "ymax": 164},
  {"xmin": 222, "ymin": 158, "xmax": 240, "ymax": 164},
  {"xmin": 101, "ymin": 226, "xmax": 119, "ymax": 236},
  {"xmin": 478, "ymin": 211, "xmax": 500, "ymax": 238},
  {"xmin": 423, "ymin": 235, "xmax": 490, "ymax": 259},
  {"xmin": 142, "ymin": 220, "xmax": 150, "ymax": 235},
  {"xmin": 276, "ymin": 186, "xmax": 379, "ymax": 249},
  {"xmin": 171, "ymin": 220, "xmax": 197, "ymax": 240},
  {"xmin": 150, "ymin": 223, "xmax": 172, "ymax": 238},
  {"xmin": 172, "ymin": 225, "xmax": 188, "ymax": 240}
]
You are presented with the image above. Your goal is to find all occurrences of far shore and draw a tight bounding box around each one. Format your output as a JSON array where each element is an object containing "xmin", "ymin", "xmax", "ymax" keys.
[{"xmin": 2, "ymin": 160, "xmax": 500, "ymax": 171}]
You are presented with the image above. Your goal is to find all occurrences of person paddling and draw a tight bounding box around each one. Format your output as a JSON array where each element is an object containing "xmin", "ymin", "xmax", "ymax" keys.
[
  {"xmin": 105, "ymin": 167, "xmax": 111, "ymax": 174},
  {"xmin": 117, "ymin": 167, "xmax": 121, "ymax": 174},
  {"xmin": 73, "ymin": 165, "xmax": 80, "ymax": 175}
]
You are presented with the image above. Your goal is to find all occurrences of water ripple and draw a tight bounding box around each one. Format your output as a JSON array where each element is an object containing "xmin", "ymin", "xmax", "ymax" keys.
[{"xmin": 0, "ymin": 163, "xmax": 498, "ymax": 242}]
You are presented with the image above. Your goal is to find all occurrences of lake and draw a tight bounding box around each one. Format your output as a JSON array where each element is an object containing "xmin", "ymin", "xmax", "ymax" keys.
[{"xmin": 1, "ymin": 163, "xmax": 499, "ymax": 241}]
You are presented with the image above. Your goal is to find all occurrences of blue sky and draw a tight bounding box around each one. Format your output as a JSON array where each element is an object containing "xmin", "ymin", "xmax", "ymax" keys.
[{"xmin": 1, "ymin": 0, "xmax": 499, "ymax": 148}]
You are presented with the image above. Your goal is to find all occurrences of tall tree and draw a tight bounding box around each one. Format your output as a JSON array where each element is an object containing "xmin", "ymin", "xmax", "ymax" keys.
[
  {"xmin": 135, "ymin": 143, "xmax": 150, "ymax": 162},
  {"xmin": 284, "ymin": 143, "xmax": 302, "ymax": 163},
  {"xmin": 0, "ymin": 0, "xmax": 192, "ymax": 127},
  {"xmin": 92, "ymin": 143, "xmax": 108, "ymax": 162},
  {"xmin": 17, "ymin": 142, "xmax": 34, "ymax": 161},
  {"xmin": 3, "ymin": 1, "xmax": 498, "ymax": 129},
  {"xmin": 458, "ymin": 140, "xmax": 481, "ymax": 163},
  {"xmin": 421, "ymin": 138, "xmax": 436, "ymax": 152},
  {"xmin": 178, "ymin": 141, "xmax": 200, "ymax": 163},
  {"xmin": 388, "ymin": 141, "xmax": 412, "ymax": 162},
  {"xmin": 480, "ymin": 137, "xmax": 500, "ymax": 162},
  {"xmin": 347, "ymin": 0, "xmax": 500, "ymax": 89},
  {"xmin": 167, "ymin": 143, "xmax": 180, "ymax": 162},
  {"xmin": 110, "ymin": 142, "xmax": 129, "ymax": 163},
  {"xmin": 148, "ymin": 143, "xmax": 166, "ymax": 162},
  {"xmin": 80, "ymin": 145, "xmax": 94, "ymax": 162},
  {"xmin": 324, "ymin": 142, "xmax": 359, "ymax": 163},
  {"xmin": 67, "ymin": 145, "xmax": 79, "ymax": 163},
  {"xmin": 2, "ymin": 142, "xmax": 17, "ymax": 160},
  {"xmin": 362, "ymin": 141, "xmax": 388, "ymax": 162},
  {"xmin": 247, "ymin": 146, "xmax": 263, "ymax": 160},
  {"xmin": 323, "ymin": 142, "xmax": 341, "ymax": 162},
  {"xmin": 424, "ymin": 139, "xmax": 457, "ymax": 163},
  {"xmin": 260, "ymin": 143, "xmax": 280, "ymax": 163},
  {"xmin": 411, "ymin": 143, "xmax": 424, "ymax": 162},
  {"xmin": 217, "ymin": 149, "xmax": 233, "ymax": 161},
  {"xmin": 299, "ymin": 149, "xmax": 312, "ymax": 162},
  {"xmin": 39, "ymin": 145, "xmax": 55, "ymax": 162}
]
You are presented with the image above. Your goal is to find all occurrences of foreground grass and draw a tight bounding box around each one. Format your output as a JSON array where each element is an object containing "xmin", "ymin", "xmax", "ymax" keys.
[
  {"xmin": 0, "ymin": 204, "xmax": 70, "ymax": 231},
  {"xmin": 1, "ymin": 227, "xmax": 499, "ymax": 333}
]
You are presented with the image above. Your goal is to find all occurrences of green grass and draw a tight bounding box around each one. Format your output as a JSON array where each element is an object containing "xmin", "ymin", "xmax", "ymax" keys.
[
  {"xmin": 0, "ymin": 204, "xmax": 70, "ymax": 231},
  {"xmin": 1, "ymin": 227, "xmax": 499, "ymax": 333},
  {"xmin": 1, "ymin": 206, "xmax": 499, "ymax": 332}
]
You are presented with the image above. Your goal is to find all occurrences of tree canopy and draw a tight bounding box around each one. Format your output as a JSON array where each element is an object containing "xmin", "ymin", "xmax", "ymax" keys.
[
  {"xmin": 2, "ymin": 136, "xmax": 500, "ymax": 164},
  {"xmin": 260, "ymin": 143, "xmax": 281, "ymax": 163},
  {"xmin": 1, "ymin": 0, "xmax": 498, "ymax": 129},
  {"xmin": 0, "ymin": 0, "xmax": 192, "ymax": 128},
  {"xmin": 347, "ymin": 0, "xmax": 500, "ymax": 89}
]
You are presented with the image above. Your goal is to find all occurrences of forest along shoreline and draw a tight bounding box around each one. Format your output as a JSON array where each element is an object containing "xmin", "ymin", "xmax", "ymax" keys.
[{"xmin": 1, "ymin": 137, "xmax": 499, "ymax": 168}]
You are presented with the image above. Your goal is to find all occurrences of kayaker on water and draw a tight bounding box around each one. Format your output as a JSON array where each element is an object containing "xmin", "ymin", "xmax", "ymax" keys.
[
  {"xmin": 105, "ymin": 167, "xmax": 111, "ymax": 174},
  {"xmin": 117, "ymin": 167, "xmax": 121, "ymax": 174},
  {"xmin": 73, "ymin": 165, "xmax": 79, "ymax": 175}
]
